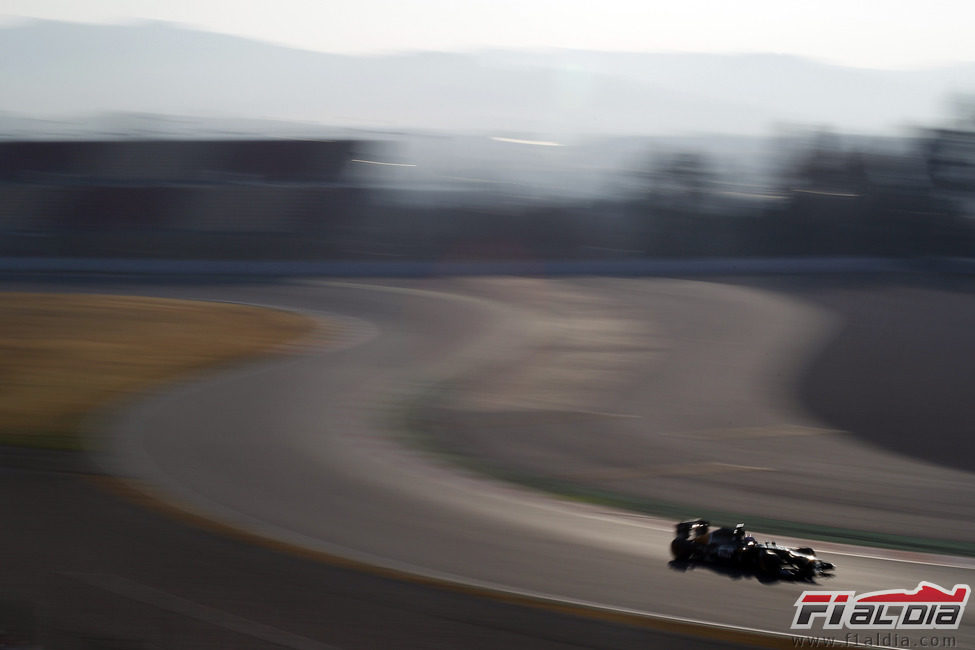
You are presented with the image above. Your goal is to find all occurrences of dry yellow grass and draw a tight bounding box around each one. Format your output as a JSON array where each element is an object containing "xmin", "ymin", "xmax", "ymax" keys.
[{"xmin": 0, "ymin": 293, "xmax": 319, "ymax": 449}]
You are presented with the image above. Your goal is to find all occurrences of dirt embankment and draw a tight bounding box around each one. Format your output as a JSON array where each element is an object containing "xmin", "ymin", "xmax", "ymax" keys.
[{"xmin": 793, "ymin": 275, "xmax": 975, "ymax": 474}]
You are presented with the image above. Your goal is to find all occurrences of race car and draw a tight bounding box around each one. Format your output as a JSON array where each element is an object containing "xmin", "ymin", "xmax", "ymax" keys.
[{"xmin": 670, "ymin": 519, "xmax": 835, "ymax": 580}]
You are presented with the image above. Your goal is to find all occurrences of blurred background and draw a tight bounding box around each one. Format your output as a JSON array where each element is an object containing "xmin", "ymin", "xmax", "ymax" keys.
[
  {"xmin": 2, "ymin": 1, "xmax": 975, "ymax": 263},
  {"xmin": 4, "ymin": 4, "xmax": 975, "ymax": 649}
]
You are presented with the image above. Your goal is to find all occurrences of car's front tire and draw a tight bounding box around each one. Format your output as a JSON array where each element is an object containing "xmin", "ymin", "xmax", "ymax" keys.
[{"xmin": 758, "ymin": 551, "xmax": 781, "ymax": 577}]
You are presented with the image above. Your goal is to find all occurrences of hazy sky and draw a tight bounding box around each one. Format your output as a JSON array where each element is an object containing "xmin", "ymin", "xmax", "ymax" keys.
[{"xmin": 3, "ymin": 0, "xmax": 975, "ymax": 69}]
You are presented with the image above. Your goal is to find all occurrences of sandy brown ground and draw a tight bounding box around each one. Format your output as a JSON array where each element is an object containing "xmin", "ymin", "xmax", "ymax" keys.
[{"xmin": 0, "ymin": 293, "xmax": 317, "ymax": 448}]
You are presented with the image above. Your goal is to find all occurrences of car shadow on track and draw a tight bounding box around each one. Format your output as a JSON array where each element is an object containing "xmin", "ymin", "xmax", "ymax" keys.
[{"xmin": 667, "ymin": 560, "xmax": 834, "ymax": 585}]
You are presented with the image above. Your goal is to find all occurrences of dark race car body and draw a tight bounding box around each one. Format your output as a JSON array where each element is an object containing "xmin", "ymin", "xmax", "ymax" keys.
[{"xmin": 670, "ymin": 519, "xmax": 835, "ymax": 580}]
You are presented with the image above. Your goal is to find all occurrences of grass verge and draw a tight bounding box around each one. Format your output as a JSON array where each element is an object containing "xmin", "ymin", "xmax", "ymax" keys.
[{"xmin": 0, "ymin": 292, "xmax": 319, "ymax": 449}]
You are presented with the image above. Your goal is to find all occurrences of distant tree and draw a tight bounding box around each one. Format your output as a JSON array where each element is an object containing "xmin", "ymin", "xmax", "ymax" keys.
[
  {"xmin": 645, "ymin": 151, "xmax": 714, "ymax": 210},
  {"xmin": 928, "ymin": 96, "xmax": 975, "ymax": 193},
  {"xmin": 946, "ymin": 93, "xmax": 975, "ymax": 130},
  {"xmin": 780, "ymin": 133, "xmax": 867, "ymax": 197}
]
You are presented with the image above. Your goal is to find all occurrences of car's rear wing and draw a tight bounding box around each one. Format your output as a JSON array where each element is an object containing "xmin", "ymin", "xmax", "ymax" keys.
[{"xmin": 675, "ymin": 519, "xmax": 709, "ymax": 538}]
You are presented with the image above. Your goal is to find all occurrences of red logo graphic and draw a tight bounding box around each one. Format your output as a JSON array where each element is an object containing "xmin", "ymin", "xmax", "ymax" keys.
[{"xmin": 792, "ymin": 582, "xmax": 970, "ymax": 630}]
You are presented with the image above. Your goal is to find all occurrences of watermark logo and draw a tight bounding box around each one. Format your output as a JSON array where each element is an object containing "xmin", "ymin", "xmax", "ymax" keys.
[{"xmin": 792, "ymin": 582, "xmax": 970, "ymax": 630}]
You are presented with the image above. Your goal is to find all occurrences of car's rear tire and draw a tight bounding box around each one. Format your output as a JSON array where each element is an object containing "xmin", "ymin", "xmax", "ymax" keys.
[{"xmin": 671, "ymin": 538, "xmax": 694, "ymax": 561}]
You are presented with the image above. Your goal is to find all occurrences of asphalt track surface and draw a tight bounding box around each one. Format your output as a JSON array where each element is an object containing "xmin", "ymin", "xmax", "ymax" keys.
[{"xmin": 4, "ymin": 274, "xmax": 975, "ymax": 648}]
